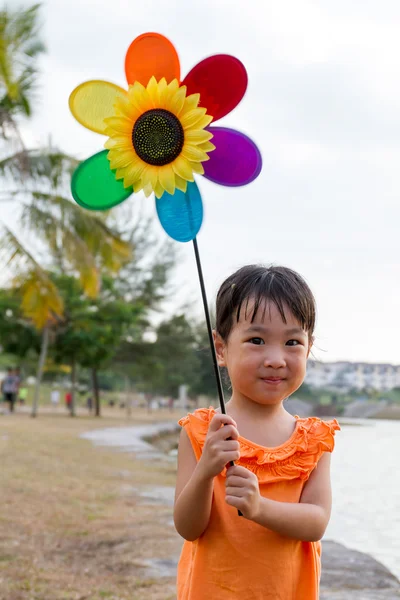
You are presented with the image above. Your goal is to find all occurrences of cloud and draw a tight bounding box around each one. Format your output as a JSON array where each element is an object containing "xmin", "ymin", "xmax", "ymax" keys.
[{"xmin": 14, "ymin": 0, "xmax": 400, "ymax": 363}]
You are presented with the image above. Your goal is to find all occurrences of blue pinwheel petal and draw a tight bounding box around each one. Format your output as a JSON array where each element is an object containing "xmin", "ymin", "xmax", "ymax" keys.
[{"xmin": 156, "ymin": 180, "xmax": 203, "ymax": 242}]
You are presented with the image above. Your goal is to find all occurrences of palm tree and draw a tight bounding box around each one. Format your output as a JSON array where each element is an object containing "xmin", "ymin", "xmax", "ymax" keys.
[
  {"xmin": 0, "ymin": 3, "xmax": 45, "ymax": 150},
  {"xmin": 0, "ymin": 147, "xmax": 132, "ymax": 417}
]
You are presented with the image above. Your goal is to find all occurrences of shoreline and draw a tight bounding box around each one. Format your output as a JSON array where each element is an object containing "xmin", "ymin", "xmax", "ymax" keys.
[{"xmin": 81, "ymin": 418, "xmax": 400, "ymax": 597}]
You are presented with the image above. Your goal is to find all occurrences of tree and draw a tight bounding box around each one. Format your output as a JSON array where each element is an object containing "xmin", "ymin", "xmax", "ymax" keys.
[
  {"xmin": 52, "ymin": 274, "xmax": 144, "ymax": 416},
  {"xmin": 0, "ymin": 287, "xmax": 41, "ymax": 360},
  {"xmin": 0, "ymin": 3, "xmax": 45, "ymax": 152}
]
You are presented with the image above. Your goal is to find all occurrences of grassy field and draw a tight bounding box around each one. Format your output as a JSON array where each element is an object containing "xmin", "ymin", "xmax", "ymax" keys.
[{"xmin": 0, "ymin": 406, "xmax": 183, "ymax": 600}]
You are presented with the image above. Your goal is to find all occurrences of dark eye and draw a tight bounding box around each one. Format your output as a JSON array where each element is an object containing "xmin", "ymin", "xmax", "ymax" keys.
[
  {"xmin": 286, "ymin": 339, "xmax": 301, "ymax": 346},
  {"xmin": 249, "ymin": 337, "xmax": 264, "ymax": 345}
]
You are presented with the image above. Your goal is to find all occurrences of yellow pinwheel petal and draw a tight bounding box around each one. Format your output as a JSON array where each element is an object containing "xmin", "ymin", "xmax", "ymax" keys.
[{"xmin": 69, "ymin": 80, "xmax": 128, "ymax": 135}]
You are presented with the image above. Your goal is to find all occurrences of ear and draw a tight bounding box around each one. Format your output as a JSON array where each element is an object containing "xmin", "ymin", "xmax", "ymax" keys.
[
  {"xmin": 306, "ymin": 335, "xmax": 314, "ymax": 359},
  {"xmin": 213, "ymin": 330, "xmax": 226, "ymax": 367}
]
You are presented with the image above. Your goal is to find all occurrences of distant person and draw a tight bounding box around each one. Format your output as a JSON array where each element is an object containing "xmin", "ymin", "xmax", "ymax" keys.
[
  {"xmin": 1, "ymin": 368, "xmax": 17, "ymax": 413},
  {"xmin": 18, "ymin": 385, "xmax": 28, "ymax": 405},
  {"xmin": 174, "ymin": 265, "xmax": 341, "ymax": 599},
  {"xmin": 65, "ymin": 391, "xmax": 72, "ymax": 413},
  {"xmin": 51, "ymin": 389, "xmax": 60, "ymax": 409},
  {"xmin": 87, "ymin": 396, "xmax": 93, "ymax": 413}
]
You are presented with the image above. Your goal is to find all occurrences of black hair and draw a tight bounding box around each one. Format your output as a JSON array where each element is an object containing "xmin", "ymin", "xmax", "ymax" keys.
[{"xmin": 216, "ymin": 264, "xmax": 316, "ymax": 342}]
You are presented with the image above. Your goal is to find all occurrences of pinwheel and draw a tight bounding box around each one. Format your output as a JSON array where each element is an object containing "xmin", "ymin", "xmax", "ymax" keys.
[{"xmin": 69, "ymin": 32, "xmax": 262, "ymax": 414}]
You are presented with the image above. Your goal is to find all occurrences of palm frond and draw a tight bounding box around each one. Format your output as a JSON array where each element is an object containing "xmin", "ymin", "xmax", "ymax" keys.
[{"xmin": 0, "ymin": 225, "xmax": 64, "ymax": 329}]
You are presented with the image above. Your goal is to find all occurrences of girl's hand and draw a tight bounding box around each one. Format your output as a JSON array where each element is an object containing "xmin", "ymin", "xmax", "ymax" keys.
[
  {"xmin": 198, "ymin": 414, "xmax": 240, "ymax": 480},
  {"xmin": 225, "ymin": 465, "xmax": 261, "ymax": 520}
]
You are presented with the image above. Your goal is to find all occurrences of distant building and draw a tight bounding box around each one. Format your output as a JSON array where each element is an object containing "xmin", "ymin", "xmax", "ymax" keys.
[{"xmin": 305, "ymin": 361, "xmax": 400, "ymax": 393}]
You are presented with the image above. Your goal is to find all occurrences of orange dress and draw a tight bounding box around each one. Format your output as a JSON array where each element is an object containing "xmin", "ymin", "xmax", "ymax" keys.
[{"xmin": 177, "ymin": 407, "xmax": 340, "ymax": 600}]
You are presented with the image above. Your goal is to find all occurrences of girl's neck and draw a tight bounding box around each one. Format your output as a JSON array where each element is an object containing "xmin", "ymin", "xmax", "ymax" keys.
[{"xmin": 226, "ymin": 392, "xmax": 290, "ymax": 423}]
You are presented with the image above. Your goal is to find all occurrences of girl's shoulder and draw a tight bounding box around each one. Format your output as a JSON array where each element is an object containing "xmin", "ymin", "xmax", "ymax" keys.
[{"xmin": 179, "ymin": 407, "xmax": 340, "ymax": 483}]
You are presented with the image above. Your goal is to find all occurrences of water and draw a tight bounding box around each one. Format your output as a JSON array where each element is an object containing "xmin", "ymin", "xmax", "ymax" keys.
[{"xmin": 325, "ymin": 419, "xmax": 400, "ymax": 580}]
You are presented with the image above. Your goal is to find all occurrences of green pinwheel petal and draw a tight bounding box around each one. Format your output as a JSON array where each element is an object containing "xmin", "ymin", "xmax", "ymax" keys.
[{"xmin": 71, "ymin": 150, "xmax": 133, "ymax": 211}]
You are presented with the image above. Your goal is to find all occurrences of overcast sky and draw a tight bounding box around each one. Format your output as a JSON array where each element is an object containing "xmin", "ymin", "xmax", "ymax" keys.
[{"xmin": 7, "ymin": 0, "xmax": 400, "ymax": 364}]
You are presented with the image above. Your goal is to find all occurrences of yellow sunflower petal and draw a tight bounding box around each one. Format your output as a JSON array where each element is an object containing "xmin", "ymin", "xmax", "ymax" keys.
[
  {"xmin": 69, "ymin": 80, "xmax": 128, "ymax": 135},
  {"xmin": 158, "ymin": 164, "xmax": 175, "ymax": 195},
  {"xmin": 103, "ymin": 116, "xmax": 132, "ymax": 135},
  {"xmin": 143, "ymin": 182, "xmax": 154, "ymax": 197},
  {"xmin": 154, "ymin": 181, "xmax": 164, "ymax": 199},
  {"xmin": 133, "ymin": 178, "xmax": 144, "ymax": 193},
  {"xmin": 122, "ymin": 160, "xmax": 146, "ymax": 187},
  {"xmin": 192, "ymin": 114, "xmax": 213, "ymax": 130},
  {"xmin": 184, "ymin": 129, "xmax": 213, "ymax": 144},
  {"xmin": 197, "ymin": 141, "xmax": 216, "ymax": 153},
  {"xmin": 174, "ymin": 174, "xmax": 188, "ymax": 193},
  {"xmin": 190, "ymin": 162, "xmax": 205, "ymax": 175},
  {"xmin": 157, "ymin": 78, "xmax": 168, "ymax": 108},
  {"xmin": 147, "ymin": 76, "xmax": 160, "ymax": 107},
  {"xmin": 180, "ymin": 107, "xmax": 206, "ymax": 129},
  {"xmin": 180, "ymin": 93, "xmax": 201, "ymax": 116},
  {"xmin": 104, "ymin": 136, "xmax": 132, "ymax": 150},
  {"xmin": 181, "ymin": 145, "xmax": 210, "ymax": 163},
  {"xmin": 108, "ymin": 149, "xmax": 136, "ymax": 169},
  {"xmin": 141, "ymin": 165, "xmax": 158, "ymax": 191},
  {"xmin": 167, "ymin": 79, "xmax": 179, "ymax": 96},
  {"xmin": 114, "ymin": 96, "xmax": 141, "ymax": 121},
  {"xmin": 166, "ymin": 86, "xmax": 187, "ymax": 115},
  {"xmin": 172, "ymin": 155, "xmax": 195, "ymax": 181},
  {"xmin": 128, "ymin": 81, "xmax": 152, "ymax": 113}
]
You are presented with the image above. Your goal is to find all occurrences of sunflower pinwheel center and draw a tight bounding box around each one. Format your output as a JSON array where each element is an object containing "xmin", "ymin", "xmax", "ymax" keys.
[{"xmin": 132, "ymin": 108, "xmax": 184, "ymax": 166}]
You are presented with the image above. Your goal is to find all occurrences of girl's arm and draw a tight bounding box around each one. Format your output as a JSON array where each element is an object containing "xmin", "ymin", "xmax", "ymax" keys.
[
  {"xmin": 226, "ymin": 453, "xmax": 332, "ymax": 542},
  {"xmin": 174, "ymin": 414, "xmax": 240, "ymax": 541},
  {"xmin": 173, "ymin": 428, "xmax": 214, "ymax": 541}
]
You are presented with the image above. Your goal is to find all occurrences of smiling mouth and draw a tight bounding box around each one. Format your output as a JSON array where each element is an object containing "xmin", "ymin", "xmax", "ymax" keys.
[{"xmin": 262, "ymin": 378, "xmax": 284, "ymax": 384}]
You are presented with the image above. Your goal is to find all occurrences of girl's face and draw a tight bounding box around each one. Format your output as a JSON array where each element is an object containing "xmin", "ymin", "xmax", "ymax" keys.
[{"xmin": 215, "ymin": 300, "xmax": 311, "ymax": 407}]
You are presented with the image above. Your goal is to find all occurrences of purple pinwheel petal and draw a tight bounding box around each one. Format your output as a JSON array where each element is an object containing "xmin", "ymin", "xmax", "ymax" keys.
[{"xmin": 203, "ymin": 127, "xmax": 262, "ymax": 187}]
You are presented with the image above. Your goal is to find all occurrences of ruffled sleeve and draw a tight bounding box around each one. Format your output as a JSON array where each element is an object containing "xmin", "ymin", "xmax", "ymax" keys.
[
  {"xmin": 178, "ymin": 408, "xmax": 213, "ymax": 461},
  {"xmin": 240, "ymin": 417, "xmax": 340, "ymax": 484}
]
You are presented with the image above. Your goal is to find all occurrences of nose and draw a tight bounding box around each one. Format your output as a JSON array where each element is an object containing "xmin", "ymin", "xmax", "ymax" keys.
[{"xmin": 263, "ymin": 347, "xmax": 286, "ymax": 369}]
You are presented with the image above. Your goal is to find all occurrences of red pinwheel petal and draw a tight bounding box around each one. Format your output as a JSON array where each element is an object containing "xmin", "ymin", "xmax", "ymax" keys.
[{"xmin": 182, "ymin": 55, "xmax": 247, "ymax": 122}]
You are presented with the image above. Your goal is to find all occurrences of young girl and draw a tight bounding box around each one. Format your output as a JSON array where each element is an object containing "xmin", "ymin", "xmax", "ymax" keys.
[{"xmin": 174, "ymin": 264, "xmax": 340, "ymax": 599}]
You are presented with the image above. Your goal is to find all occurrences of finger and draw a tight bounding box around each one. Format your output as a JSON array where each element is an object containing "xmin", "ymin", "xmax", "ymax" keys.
[
  {"xmin": 225, "ymin": 475, "xmax": 247, "ymax": 488},
  {"xmin": 225, "ymin": 486, "xmax": 244, "ymax": 497},
  {"xmin": 226, "ymin": 495, "xmax": 244, "ymax": 510},
  {"xmin": 208, "ymin": 414, "xmax": 237, "ymax": 432},
  {"xmin": 223, "ymin": 450, "xmax": 241, "ymax": 463},
  {"xmin": 226, "ymin": 465, "xmax": 251, "ymax": 477},
  {"xmin": 220, "ymin": 440, "xmax": 240, "ymax": 452},
  {"xmin": 215, "ymin": 424, "xmax": 239, "ymax": 441}
]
